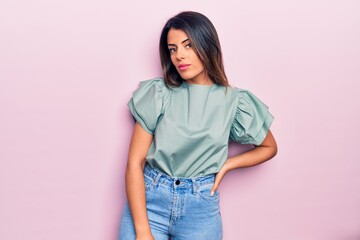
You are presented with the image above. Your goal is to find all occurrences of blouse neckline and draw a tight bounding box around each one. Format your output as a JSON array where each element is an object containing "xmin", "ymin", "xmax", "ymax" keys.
[{"xmin": 182, "ymin": 81, "xmax": 215, "ymax": 88}]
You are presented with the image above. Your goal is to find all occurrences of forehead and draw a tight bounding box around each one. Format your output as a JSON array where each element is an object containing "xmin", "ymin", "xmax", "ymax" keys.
[{"xmin": 167, "ymin": 28, "xmax": 189, "ymax": 44}]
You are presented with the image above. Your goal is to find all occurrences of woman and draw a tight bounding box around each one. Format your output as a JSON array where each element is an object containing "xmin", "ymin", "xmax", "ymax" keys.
[{"xmin": 120, "ymin": 11, "xmax": 277, "ymax": 240}]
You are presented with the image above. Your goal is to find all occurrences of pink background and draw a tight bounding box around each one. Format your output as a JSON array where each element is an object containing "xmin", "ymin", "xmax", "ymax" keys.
[{"xmin": 1, "ymin": 0, "xmax": 359, "ymax": 239}]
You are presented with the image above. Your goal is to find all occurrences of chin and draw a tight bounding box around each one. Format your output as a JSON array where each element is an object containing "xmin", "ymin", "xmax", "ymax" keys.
[{"xmin": 179, "ymin": 73, "xmax": 194, "ymax": 80}]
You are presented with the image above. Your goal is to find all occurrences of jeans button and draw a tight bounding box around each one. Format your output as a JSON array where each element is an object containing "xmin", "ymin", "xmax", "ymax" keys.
[{"xmin": 175, "ymin": 180, "xmax": 180, "ymax": 185}]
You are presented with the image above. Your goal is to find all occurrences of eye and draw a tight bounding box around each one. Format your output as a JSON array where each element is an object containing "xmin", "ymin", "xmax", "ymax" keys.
[
  {"xmin": 169, "ymin": 48, "xmax": 176, "ymax": 53},
  {"xmin": 185, "ymin": 43, "xmax": 192, "ymax": 48}
]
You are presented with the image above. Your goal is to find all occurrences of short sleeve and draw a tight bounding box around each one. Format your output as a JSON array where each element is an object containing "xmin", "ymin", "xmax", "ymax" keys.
[
  {"xmin": 229, "ymin": 89, "xmax": 274, "ymax": 145},
  {"xmin": 127, "ymin": 78, "xmax": 169, "ymax": 135}
]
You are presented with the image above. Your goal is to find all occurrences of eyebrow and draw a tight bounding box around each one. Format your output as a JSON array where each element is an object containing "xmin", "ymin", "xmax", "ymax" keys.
[{"xmin": 168, "ymin": 38, "xmax": 190, "ymax": 47}]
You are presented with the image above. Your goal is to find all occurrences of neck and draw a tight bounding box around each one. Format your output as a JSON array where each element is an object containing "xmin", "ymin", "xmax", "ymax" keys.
[{"xmin": 186, "ymin": 75, "xmax": 213, "ymax": 86}]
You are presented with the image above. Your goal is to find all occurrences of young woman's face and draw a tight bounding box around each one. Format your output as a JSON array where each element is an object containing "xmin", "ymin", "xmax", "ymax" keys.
[{"xmin": 167, "ymin": 28, "xmax": 209, "ymax": 84}]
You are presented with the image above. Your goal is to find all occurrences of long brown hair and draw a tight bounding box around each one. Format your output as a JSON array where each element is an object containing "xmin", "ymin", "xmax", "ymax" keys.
[{"xmin": 159, "ymin": 11, "xmax": 229, "ymax": 88}]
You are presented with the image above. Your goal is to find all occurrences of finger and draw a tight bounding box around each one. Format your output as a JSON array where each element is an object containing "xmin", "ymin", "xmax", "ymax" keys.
[
  {"xmin": 211, "ymin": 175, "xmax": 221, "ymax": 195},
  {"xmin": 210, "ymin": 187, "xmax": 217, "ymax": 196},
  {"xmin": 211, "ymin": 169, "xmax": 226, "ymax": 195},
  {"xmin": 210, "ymin": 183, "xmax": 218, "ymax": 196}
]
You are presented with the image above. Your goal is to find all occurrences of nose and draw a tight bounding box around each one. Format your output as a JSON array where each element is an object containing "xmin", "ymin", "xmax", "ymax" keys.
[{"xmin": 175, "ymin": 48, "xmax": 185, "ymax": 60}]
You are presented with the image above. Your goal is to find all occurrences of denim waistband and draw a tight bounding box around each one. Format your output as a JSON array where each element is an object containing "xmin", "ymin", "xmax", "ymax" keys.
[{"xmin": 144, "ymin": 163, "xmax": 215, "ymax": 191}]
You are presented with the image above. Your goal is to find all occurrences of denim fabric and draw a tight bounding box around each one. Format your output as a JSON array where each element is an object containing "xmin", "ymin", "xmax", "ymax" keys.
[{"xmin": 119, "ymin": 164, "xmax": 223, "ymax": 239}]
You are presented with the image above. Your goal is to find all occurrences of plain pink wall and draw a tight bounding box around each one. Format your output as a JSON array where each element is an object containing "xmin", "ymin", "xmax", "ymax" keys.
[{"xmin": 1, "ymin": 0, "xmax": 359, "ymax": 239}]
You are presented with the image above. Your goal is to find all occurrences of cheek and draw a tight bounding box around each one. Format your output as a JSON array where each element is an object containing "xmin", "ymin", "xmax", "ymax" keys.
[
  {"xmin": 191, "ymin": 53, "xmax": 201, "ymax": 67},
  {"xmin": 170, "ymin": 55, "xmax": 176, "ymax": 65},
  {"xmin": 193, "ymin": 57, "xmax": 203, "ymax": 70}
]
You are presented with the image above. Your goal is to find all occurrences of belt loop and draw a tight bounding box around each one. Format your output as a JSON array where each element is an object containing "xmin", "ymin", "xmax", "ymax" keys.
[
  {"xmin": 191, "ymin": 178, "xmax": 197, "ymax": 194},
  {"xmin": 153, "ymin": 171, "xmax": 162, "ymax": 187}
]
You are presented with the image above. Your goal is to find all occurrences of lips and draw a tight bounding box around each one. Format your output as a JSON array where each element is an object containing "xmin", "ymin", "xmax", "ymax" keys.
[{"xmin": 178, "ymin": 64, "xmax": 191, "ymax": 71}]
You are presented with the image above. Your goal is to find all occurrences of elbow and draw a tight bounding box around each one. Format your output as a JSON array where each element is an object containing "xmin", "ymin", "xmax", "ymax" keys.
[
  {"xmin": 258, "ymin": 130, "xmax": 277, "ymax": 160},
  {"xmin": 269, "ymin": 141, "xmax": 278, "ymax": 160},
  {"xmin": 260, "ymin": 141, "xmax": 278, "ymax": 161},
  {"xmin": 126, "ymin": 157, "xmax": 147, "ymax": 169},
  {"xmin": 257, "ymin": 133, "xmax": 278, "ymax": 160},
  {"xmin": 272, "ymin": 144, "xmax": 278, "ymax": 159},
  {"xmin": 266, "ymin": 131, "xmax": 278, "ymax": 160}
]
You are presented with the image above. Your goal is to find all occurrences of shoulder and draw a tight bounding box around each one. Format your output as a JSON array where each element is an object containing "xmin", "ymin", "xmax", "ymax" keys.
[
  {"xmin": 230, "ymin": 86, "xmax": 254, "ymax": 97},
  {"xmin": 138, "ymin": 77, "xmax": 165, "ymax": 90},
  {"xmin": 229, "ymin": 86, "xmax": 274, "ymax": 145},
  {"xmin": 229, "ymin": 86, "xmax": 267, "ymax": 106},
  {"xmin": 139, "ymin": 77, "xmax": 164, "ymax": 85},
  {"xmin": 127, "ymin": 77, "xmax": 170, "ymax": 134},
  {"xmin": 221, "ymin": 85, "xmax": 253, "ymax": 103},
  {"xmin": 134, "ymin": 77, "xmax": 171, "ymax": 97}
]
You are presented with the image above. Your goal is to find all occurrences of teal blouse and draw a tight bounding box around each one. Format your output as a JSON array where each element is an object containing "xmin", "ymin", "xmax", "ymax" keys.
[{"xmin": 127, "ymin": 78, "xmax": 274, "ymax": 177}]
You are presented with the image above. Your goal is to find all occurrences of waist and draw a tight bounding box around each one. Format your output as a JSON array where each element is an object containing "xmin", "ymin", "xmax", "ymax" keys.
[{"xmin": 144, "ymin": 163, "xmax": 215, "ymax": 190}]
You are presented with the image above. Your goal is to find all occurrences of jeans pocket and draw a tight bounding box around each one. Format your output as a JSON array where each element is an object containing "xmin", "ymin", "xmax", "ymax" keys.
[
  {"xmin": 144, "ymin": 175, "xmax": 154, "ymax": 189},
  {"xmin": 198, "ymin": 187, "xmax": 220, "ymax": 202}
]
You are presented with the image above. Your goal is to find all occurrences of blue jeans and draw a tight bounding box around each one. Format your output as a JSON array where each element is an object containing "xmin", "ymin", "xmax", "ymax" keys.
[{"xmin": 119, "ymin": 164, "xmax": 223, "ymax": 239}]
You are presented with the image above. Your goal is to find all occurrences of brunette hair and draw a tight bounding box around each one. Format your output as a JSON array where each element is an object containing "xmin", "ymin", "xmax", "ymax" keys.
[{"xmin": 159, "ymin": 11, "xmax": 229, "ymax": 88}]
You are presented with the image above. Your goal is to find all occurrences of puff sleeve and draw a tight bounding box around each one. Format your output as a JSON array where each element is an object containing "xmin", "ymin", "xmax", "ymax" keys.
[
  {"xmin": 127, "ymin": 78, "xmax": 169, "ymax": 135},
  {"xmin": 229, "ymin": 89, "xmax": 274, "ymax": 145}
]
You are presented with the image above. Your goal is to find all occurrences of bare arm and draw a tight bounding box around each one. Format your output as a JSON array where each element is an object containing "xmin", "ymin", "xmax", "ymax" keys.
[
  {"xmin": 125, "ymin": 122, "xmax": 154, "ymax": 239},
  {"xmin": 211, "ymin": 130, "xmax": 278, "ymax": 194}
]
